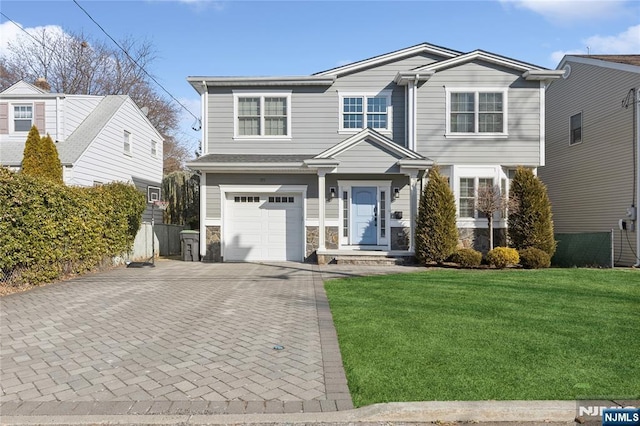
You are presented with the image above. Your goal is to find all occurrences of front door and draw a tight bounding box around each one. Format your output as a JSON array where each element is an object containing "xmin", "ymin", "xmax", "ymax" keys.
[{"xmin": 350, "ymin": 186, "xmax": 377, "ymax": 245}]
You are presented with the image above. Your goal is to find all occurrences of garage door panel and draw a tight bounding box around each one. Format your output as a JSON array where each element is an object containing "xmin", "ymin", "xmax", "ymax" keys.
[{"xmin": 225, "ymin": 193, "xmax": 303, "ymax": 262}]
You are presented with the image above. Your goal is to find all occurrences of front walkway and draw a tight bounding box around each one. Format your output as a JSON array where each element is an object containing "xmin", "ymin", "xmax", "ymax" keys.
[{"xmin": 0, "ymin": 261, "xmax": 353, "ymax": 416}]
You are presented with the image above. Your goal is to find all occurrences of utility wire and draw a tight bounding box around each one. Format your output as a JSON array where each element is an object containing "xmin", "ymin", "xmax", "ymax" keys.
[
  {"xmin": 72, "ymin": 0, "xmax": 201, "ymax": 124},
  {"xmin": 0, "ymin": 12, "xmax": 60, "ymax": 60}
]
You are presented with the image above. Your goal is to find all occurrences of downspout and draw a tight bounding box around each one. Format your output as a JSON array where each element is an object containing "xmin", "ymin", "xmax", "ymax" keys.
[
  {"xmin": 200, "ymin": 81, "xmax": 208, "ymax": 260},
  {"xmin": 635, "ymin": 87, "xmax": 640, "ymax": 266}
]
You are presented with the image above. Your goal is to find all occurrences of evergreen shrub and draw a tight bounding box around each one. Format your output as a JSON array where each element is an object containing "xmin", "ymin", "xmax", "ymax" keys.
[
  {"xmin": 415, "ymin": 166, "xmax": 458, "ymax": 264},
  {"xmin": 486, "ymin": 247, "xmax": 520, "ymax": 269},
  {"xmin": 0, "ymin": 168, "xmax": 145, "ymax": 287},
  {"xmin": 519, "ymin": 247, "xmax": 551, "ymax": 269},
  {"xmin": 450, "ymin": 248, "xmax": 482, "ymax": 268}
]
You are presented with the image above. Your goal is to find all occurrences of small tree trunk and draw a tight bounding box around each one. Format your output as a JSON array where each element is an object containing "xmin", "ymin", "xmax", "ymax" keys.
[{"xmin": 488, "ymin": 214, "xmax": 494, "ymax": 250}]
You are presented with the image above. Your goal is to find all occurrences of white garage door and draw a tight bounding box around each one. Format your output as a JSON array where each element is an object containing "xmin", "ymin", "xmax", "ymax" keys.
[{"xmin": 225, "ymin": 193, "xmax": 303, "ymax": 262}]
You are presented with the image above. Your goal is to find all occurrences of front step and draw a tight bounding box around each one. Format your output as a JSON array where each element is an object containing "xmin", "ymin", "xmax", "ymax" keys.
[{"xmin": 334, "ymin": 255, "xmax": 402, "ymax": 266}]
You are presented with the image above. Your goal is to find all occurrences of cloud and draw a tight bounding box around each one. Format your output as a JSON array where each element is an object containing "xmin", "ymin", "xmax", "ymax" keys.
[
  {"xmin": 550, "ymin": 24, "xmax": 640, "ymax": 64},
  {"xmin": 500, "ymin": 0, "xmax": 629, "ymax": 23},
  {"xmin": 0, "ymin": 21, "xmax": 66, "ymax": 56}
]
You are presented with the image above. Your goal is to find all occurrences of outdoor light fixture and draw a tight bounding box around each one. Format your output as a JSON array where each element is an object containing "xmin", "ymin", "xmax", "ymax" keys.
[
  {"xmin": 393, "ymin": 187, "xmax": 400, "ymax": 199},
  {"xmin": 330, "ymin": 187, "xmax": 336, "ymax": 198}
]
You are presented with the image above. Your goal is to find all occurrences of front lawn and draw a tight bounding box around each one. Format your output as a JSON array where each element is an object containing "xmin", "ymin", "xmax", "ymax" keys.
[{"xmin": 324, "ymin": 269, "xmax": 640, "ymax": 407}]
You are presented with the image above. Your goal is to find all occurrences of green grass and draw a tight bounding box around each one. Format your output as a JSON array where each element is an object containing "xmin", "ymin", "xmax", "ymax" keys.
[{"xmin": 324, "ymin": 269, "xmax": 640, "ymax": 406}]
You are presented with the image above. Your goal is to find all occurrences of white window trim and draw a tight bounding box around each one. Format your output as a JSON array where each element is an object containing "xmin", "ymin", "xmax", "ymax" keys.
[
  {"xmin": 150, "ymin": 139, "xmax": 158, "ymax": 157},
  {"xmin": 124, "ymin": 130, "xmax": 132, "ymax": 156},
  {"xmin": 337, "ymin": 180, "xmax": 391, "ymax": 249},
  {"xmin": 232, "ymin": 90, "xmax": 292, "ymax": 140},
  {"xmin": 338, "ymin": 91, "xmax": 393, "ymax": 135},
  {"xmin": 445, "ymin": 87, "xmax": 508, "ymax": 138},
  {"xmin": 11, "ymin": 103, "xmax": 34, "ymax": 134},
  {"xmin": 452, "ymin": 166, "xmax": 509, "ymax": 228}
]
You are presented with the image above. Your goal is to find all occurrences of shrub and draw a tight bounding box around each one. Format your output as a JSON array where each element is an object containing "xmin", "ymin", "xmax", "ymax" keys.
[
  {"xmin": 0, "ymin": 169, "xmax": 145, "ymax": 287},
  {"xmin": 450, "ymin": 248, "xmax": 482, "ymax": 268},
  {"xmin": 519, "ymin": 247, "xmax": 551, "ymax": 269},
  {"xmin": 415, "ymin": 166, "xmax": 458, "ymax": 264},
  {"xmin": 21, "ymin": 126, "xmax": 63, "ymax": 184},
  {"xmin": 486, "ymin": 247, "xmax": 520, "ymax": 269},
  {"xmin": 508, "ymin": 166, "xmax": 556, "ymax": 256}
]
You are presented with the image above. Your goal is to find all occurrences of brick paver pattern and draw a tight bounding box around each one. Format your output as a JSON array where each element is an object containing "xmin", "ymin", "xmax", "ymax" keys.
[{"xmin": 0, "ymin": 262, "xmax": 353, "ymax": 416}]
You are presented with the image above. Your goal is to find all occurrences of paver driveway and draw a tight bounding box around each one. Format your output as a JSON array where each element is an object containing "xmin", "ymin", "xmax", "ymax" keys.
[{"xmin": 0, "ymin": 261, "xmax": 352, "ymax": 416}]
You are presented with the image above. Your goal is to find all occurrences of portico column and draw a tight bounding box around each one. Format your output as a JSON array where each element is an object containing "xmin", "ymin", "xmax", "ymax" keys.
[
  {"xmin": 408, "ymin": 171, "xmax": 419, "ymax": 252},
  {"xmin": 318, "ymin": 170, "xmax": 326, "ymax": 250}
]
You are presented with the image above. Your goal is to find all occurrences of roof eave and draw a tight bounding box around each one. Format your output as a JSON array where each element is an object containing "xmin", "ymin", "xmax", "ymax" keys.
[
  {"xmin": 394, "ymin": 71, "xmax": 435, "ymax": 85},
  {"xmin": 523, "ymin": 70, "xmax": 565, "ymax": 81},
  {"xmin": 187, "ymin": 76, "xmax": 336, "ymax": 94}
]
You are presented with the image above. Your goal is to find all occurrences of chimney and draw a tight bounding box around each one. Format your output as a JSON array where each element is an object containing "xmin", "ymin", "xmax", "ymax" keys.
[{"xmin": 34, "ymin": 77, "xmax": 51, "ymax": 92}]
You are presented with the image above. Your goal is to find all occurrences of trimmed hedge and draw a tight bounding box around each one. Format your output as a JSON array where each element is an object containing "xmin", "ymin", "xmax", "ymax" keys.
[
  {"xmin": 450, "ymin": 248, "xmax": 483, "ymax": 268},
  {"xmin": 519, "ymin": 247, "xmax": 551, "ymax": 269},
  {"xmin": 486, "ymin": 247, "xmax": 520, "ymax": 269},
  {"xmin": 0, "ymin": 168, "xmax": 145, "ymax": 286}
]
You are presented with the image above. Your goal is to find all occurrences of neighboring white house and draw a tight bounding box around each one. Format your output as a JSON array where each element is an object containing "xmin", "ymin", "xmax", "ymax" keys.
[
  {"xmin": 540, "ymin": 55, "xmax": 640, "ymax": 266},
  {"xmin": 186, "ymin": 43, "xmax": 563, "ymax": 263},
  {"xmin": 0, "ymin": 80, "xmax": 164, "ymax": 224}
]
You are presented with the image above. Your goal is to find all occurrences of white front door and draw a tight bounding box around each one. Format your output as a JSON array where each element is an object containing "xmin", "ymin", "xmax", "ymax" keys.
[{"xmin": 225, "ymin": 193, "xmax": 303, "ymax": 261}]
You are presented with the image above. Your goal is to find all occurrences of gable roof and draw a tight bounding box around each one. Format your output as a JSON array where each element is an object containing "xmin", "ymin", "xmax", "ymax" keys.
[
  {"xmin": 313, "ymin": 128, "xmax": 426, "ymax": 160},
  {"xmin": 313, "ymin": 42, "xmax": 461, "ymax": 77},
  {"xmin": 56, "ymin": 95, "xmax": 128, "ymax": 164},
  {"xmin": 559, "ymin": 54, "xmax": 640, "ymax": 74},
  {"xmin": 414, "ymin": 49, "xmax": 546, "ymax": 73}
]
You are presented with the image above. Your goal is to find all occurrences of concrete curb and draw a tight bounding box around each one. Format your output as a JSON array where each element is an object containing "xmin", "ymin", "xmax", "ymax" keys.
[{"xmin": 1, "ymin": 400, "xmax": 577, "ymax": 425}]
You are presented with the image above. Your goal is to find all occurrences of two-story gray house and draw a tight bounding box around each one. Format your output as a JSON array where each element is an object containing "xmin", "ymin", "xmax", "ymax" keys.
[{"xmin": 186, "ymin": 43, "xmax": 562, "ymax": 263}]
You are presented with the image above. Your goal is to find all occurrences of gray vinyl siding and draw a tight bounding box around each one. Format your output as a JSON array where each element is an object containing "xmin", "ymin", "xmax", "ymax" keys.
[
  {"xmin": 205, "ymin": 54, "xmax": 444, "ymax": 156},
  {"xmin": 416, "ymin": 61, "xmax": 541, "ymax": 165},
  {"xmin": 205, "ymin": 174, "xmax": 319, "ymax": 219},
  {"xmin": 334, "ymin": 140, "xmax": 402, "ymax": 174},
  {"xmin": 540, "ymin": 60, "xmax": 640, "ymax": 266}
]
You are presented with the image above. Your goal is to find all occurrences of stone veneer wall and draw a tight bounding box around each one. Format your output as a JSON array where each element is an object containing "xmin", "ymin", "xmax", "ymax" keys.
[
  {"xmin": 458, "ymin": 227, "xmax": 507, "ymax": 253},
  {"xmin": 203, "ymin": 225, "xmax": 221, "ymax": 262},
  {"xmin": 305, "ymin": 226, "xmax": 339, "ymax": 262},
  {"xmin": 390, "ymin": 227, "xmax": 410, "ymax": 250}
]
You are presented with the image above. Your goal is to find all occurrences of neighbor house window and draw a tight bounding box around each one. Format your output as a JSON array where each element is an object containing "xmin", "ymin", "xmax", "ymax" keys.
[
  {"xmin": 151, "ymin": 140, "xmax": 158, "ymax": 157},
  {"xmin": 447, "ymin": 89, "xmax": 507, "ymax": 135},
  {"xmin": 570, "ymin": 112, "xmax": 582, "ymax": 145},
  {"xmin": 340, "ymin": 92, "xmax": 392, "ymax": 132},
  {"xmin": 124, "ymin": 130, "xmax": 131, "ymax": 154},
  {"xmin": 14, "ymin": 105, "xmax": 33, "ymax": 132},
  {"xmin": 234, "ymin": 92, "xmax": 291, "ymax": 138}
]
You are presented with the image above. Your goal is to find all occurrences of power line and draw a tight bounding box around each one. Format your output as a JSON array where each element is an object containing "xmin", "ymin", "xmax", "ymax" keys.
[
  {"xmin": 72, "ymin": 0, "xmax": 201, "ymax": 125},
  {"xmin": 0, "ymin": 12, "xmax": 60, "ymax": 60}
]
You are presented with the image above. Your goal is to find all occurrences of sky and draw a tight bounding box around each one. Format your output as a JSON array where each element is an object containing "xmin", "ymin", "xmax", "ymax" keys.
[{"xmin": 1, "ymin": 0, "xmax": 639, "ymax": 154}]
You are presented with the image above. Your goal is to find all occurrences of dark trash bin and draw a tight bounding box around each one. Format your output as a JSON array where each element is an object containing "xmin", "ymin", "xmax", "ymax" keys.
[{"xmin": 180, "ymin": 230, "xmax": 200, "ymax": 261}]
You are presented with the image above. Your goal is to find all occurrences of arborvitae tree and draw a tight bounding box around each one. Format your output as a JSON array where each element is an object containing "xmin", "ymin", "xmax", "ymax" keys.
[
  {"xmin": 21, "ymin": 127, "xmax": 63, "ymax": 184},
  {"xmin": 508, "ymin": 166, "xmax": 556, "ymax": 256},
  {"xmin": 21, "ymin": 125, "xmax": 42, "ymax": 177},
  {"xmin": 415, "ymin": 166, "xmax": 459, "ymax": 264},
  {"xmin": 40, "ymin": 133, "xmax": 63, "ymax": 184}
]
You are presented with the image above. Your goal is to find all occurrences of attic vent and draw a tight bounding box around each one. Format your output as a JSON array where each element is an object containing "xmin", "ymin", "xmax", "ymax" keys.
[{"xmin": 562, "ymin": 64, "xmax": 571, "ymax": 79}]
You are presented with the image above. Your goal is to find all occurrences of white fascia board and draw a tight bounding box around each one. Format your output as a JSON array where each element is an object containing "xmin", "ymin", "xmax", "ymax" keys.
[
  {"xmin": 523, "ymin": 70, "xmax": 565, "ymax": 81},
  {"xmin": 417, "ymin": 50, "xmax": 539, "ymax": 73},
  {"xmin": 317, "ymin": 128, "xmax": 423, "ymax": 160},
  {"xmin": 187, "ymin": 76, "xmax": 335, "ymax": 93},
  {"xmin": 314, "ymin": 43, "xmax": 460, "ymax": 77},
  {"xmin": 394, "ymin": 71, "xmax": 435, "ymax": 85},
  {"xmin": 561, "ymin": 55, "xmax": 640, "ymax": 74}
]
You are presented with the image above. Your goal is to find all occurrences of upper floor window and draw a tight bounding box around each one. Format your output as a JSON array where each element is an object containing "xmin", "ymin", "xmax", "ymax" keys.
[
  {"xmin": 14, "ymin": 105, "xmax": 33, "ymax": 132},
  {"xmin": 570, "ymin": 112, "xmax": 582, "ymax": 145},
  {"xmin": 234, "ymin": 91, "xmax": 291, "ymax": 138},
  {"xmin": 124, "ymin": 130, "xmax": 131, "ymax": 155},
  {"xmin": 339, "ymin": 91, "xmax": 392, "ymax": 133},
  {"xmin": 446, "ymin": 88, "xmax": 508, "ymax": 137},
  {"xmin": 151, "ymin": 139, "xmax": 158, "ymax": 157}
]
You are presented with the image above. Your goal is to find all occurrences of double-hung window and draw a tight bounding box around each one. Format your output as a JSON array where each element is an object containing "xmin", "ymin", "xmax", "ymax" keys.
[
  {"xmin": 570, "ymin": 112, "xmax": 582, "ymax": 145},
  {"xmin": 458, "ymin": 177, "xmax": 495, "ymax": 218},
  {"xmin": 124, "ymin": 130, "xmax": 132, "ymax": 155},
  {"xmin": 14, "ymin": 105, "xmax": 33, "ymax": 132},
  {"xmin": 234, "ymin": 92, "xmax": 291, "ymax": 138},
  {"xmin": 447, "ymin": 88, "xmax": 507, "ymax": 136},
  {"xmin": 340, "ymin": 92, "xmax": 392, "ymax": 133}
]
